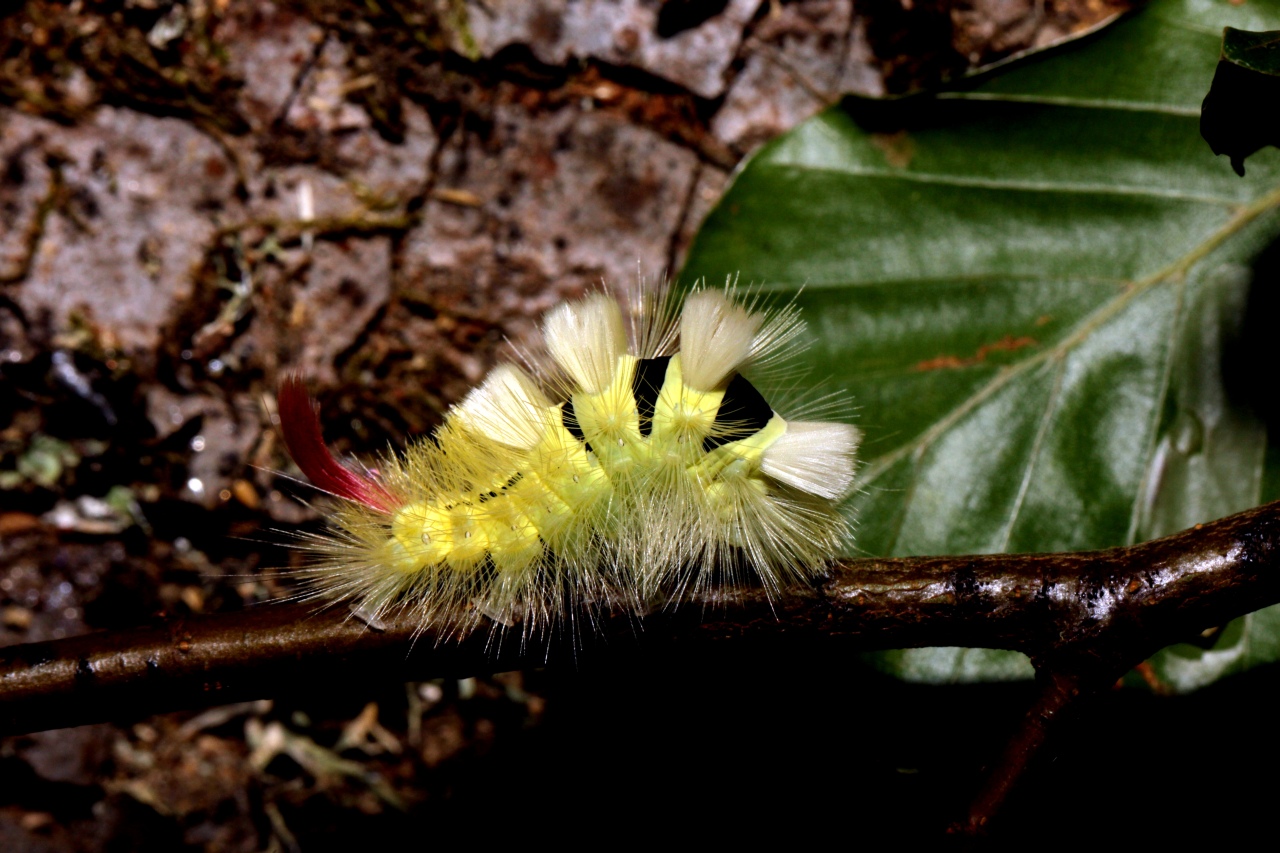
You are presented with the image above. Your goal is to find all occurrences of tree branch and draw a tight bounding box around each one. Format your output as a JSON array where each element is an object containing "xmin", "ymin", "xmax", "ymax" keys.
[{"xmin": 4, "ymin": 500, "xmax": 1280, "ymax": 826}]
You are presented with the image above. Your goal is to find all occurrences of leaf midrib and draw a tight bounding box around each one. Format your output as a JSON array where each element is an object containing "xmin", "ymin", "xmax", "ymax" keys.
[
  {"xmin": 760, "ymin": 162, "xmax": 1242, "ymax": 205},
  {"xmin": 940, "ymin": 93, "xmax": 1203, "ymax": 117},
  {"xmin": 752, "ymin": 272, "xmax": 1131, "ymax": 293}
]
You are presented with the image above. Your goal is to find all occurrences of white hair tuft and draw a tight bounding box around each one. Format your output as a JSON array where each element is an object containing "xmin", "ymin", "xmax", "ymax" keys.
[
  {"xmin": 543, "ymin": 293, "xmax": 628, "ymax": 393},
  {"xmin": 452, "ymin": 364, "xmax": 551, "ymax": 449},
  {"xmin": 679, "ymin": 289, "xmax": 763, "ymax": 392},
  {"xmin": 760, "ymin": 420, "xmax": 861, "ymax": 500}
]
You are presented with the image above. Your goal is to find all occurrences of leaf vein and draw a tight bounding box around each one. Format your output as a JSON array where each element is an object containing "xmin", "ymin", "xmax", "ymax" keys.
[
  {"xmin": 938, "ymin": 92, "xmax": 1201, "ymax": 116},
  {"xmin": 858, "ymin": 183, "xmax": 1280, "ymax": 493},
  {"xmin": 764, "ymin": 164, "xmax": 1240, "ymax": 205},
  {"xmin": 996, "ymin": 358, "xmax": 1068, "ymax": 552}
]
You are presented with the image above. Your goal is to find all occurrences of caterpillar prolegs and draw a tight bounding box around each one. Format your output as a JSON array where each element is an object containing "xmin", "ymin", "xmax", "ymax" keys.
[{"xmin": 278, "ymin": 281, "xmax": 860, "ymax": 637}]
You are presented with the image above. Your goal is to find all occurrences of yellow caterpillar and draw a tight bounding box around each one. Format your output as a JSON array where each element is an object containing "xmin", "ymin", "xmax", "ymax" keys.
[{"xmin": 278, "ymin": 281, "xmax": 860, "ymax": 637}]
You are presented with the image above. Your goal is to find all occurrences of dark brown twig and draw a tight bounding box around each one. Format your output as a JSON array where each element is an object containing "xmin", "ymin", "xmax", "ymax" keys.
[
  {"xmin": 958, "ymin": 668, "xmax": 1088, "ymax": 833},
  {"xmin": 4, "ymin": 501, "xmax": 1280, "ymax": 829}
]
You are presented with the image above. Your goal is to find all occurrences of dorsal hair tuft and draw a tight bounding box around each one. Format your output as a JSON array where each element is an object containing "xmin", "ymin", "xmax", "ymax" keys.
[
  {"xmin": 543, "ymin": 293, "xmax": 628, "ymax": 393},
  {"xmin": 760, "ymin": 420, "xmax": 861, "ymax": 500},
  {"xmin": 679, "ymin": 289, "xmax": 763, "ymax": 392},
  {"xmin": 452, "ymin": 364, "xmax": 551, "ymax": 450}
]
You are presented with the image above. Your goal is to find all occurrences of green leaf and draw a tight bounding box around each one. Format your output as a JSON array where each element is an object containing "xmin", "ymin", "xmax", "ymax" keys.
[
  {"xmin": 1201, "ymin": 27, "xmax": 1280, "ymax": 175},
  {"xmin": 865, "ymin": 647, "xmax": 1036, "ymax": 683},
  {"xmin": 681, "ymin": 0, "xmax": 1280, "ymax": 689},
  {"xmin": 1222, "ymin": 26, "xmax": 1280, "ymax": 72}
]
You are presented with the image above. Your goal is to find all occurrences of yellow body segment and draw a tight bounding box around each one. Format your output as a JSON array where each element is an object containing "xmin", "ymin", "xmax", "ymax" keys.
[
  {"xmin": 390, "ymin": 406, "xmax": 616, "ymax": 573},
  {"xmin": 571, "ymin": 354, "xmax": 644, "ymax": 475},
  {"xmin": 696, "ymin": 413, "xmax": 788, "ymax": 483},
  {"xmin": 651, "ymin": 355, "xmax": 724, "ymax": 452},
  {"xmin": 698, "ymin": 414, "xmax": 788, "ymax": 535},
  {"xmin": 388, "ymin": 354, "xmax": 793, "ymax": 582}
]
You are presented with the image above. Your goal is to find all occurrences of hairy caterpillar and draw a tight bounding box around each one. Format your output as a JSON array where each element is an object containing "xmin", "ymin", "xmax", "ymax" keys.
[{"xmin": 278, "ymin": 280, "xmax": 860, "ymax": 638}]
